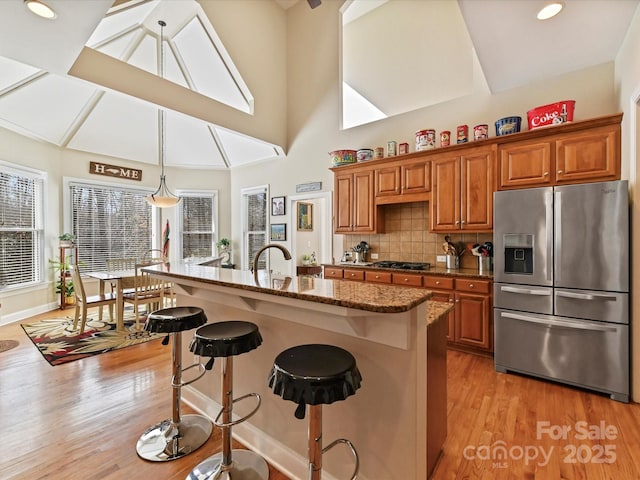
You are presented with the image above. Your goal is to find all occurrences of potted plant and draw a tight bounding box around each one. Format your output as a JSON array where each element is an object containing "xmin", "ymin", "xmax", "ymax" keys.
[
  {"xmin": 216, "ymin": 237, "xmax": 230, "ymax": 252},
  {"xmin": 48, "ymin": 257, "xmax": 85, "ymax": 305},
  {"xmin": 58, "ymin": 233, "xmax": 76, "ymax": 247},
  {"xmin": 216, "ymin": 237, "xmax": 231, "ymax": 264}
]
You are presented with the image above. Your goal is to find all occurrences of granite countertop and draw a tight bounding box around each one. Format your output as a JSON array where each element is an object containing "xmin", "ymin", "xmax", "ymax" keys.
[
  {"xmin": 324, "ymin": 263, "xmax": 493, "ymax": 280},
  {"xmin": 143, "ymin": 262, "xmax": 433, "ymax": 314},
  {"xmin": 426, "ymin": 301, "xmax": 454, "ymax": 326}
]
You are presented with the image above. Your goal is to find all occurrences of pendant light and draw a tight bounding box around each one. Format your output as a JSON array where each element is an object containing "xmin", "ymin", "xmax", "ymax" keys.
[{"xmin": 145, "ymin": 20, "xmax": 180, "ymax": 208}]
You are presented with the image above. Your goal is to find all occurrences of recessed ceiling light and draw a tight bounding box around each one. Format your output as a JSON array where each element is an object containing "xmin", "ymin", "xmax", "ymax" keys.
[
  {"xmin": 24, "ymin": 0, "xmax": 57, "ymax": 19},
  {"xmin": 537, "ymin": 2, "xmax": 563, "ymax": 20}
]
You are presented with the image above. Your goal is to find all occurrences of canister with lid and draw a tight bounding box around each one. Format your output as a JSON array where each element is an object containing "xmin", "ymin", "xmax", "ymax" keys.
[
  {"xmin": 456, "ymin": 125, "xmax": 468, "ymax": 144},
  {"xmin": 387, "ymin": 141, "xmax": 397, "ymax": 157},
  {"xmin": 415, "ymin": 129, "xmax": 436, "ymax": 151},
  {"xmin": 440, "ymin": 131, "xmax": 451, "ymax": 147},
  {"xmin": 474, "ymin": 124, "xmax": 489, "ymax": 141}
]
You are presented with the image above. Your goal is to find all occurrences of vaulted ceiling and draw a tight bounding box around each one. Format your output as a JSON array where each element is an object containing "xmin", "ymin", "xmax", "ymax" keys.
[{"xmin": 0, "ymin": 0, "xmax": 638, "ymax": 170}]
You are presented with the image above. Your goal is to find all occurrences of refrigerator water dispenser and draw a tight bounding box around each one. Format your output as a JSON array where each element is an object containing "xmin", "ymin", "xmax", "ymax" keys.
[{"xmin": 503, "ymin": 234, "xmax": 533, "ymax": 274}]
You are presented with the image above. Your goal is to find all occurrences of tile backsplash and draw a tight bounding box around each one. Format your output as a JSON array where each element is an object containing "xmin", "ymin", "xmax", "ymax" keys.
[{"xmin": 341, "ymin": 202, "xmax": 492, "ymax": 269}]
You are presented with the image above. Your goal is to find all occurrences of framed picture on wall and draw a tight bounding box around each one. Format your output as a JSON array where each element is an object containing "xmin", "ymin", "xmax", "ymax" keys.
[
  {"xmin": 271, "ymin": 196, "xmax": 285, "ymax": 216},
  {"xmin": 270, "ymin": 223, "xmax": 286, "ymax": 241},
  {"xmin": 297, "ymin": 202, "xmax": 313, "ymax": 231}
]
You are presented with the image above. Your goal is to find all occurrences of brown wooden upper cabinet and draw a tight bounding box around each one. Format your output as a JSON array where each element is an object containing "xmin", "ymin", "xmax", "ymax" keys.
[
  {"xmin": 375, "ymin": 157, "xmax": 431, "ymax": 205},
  {"xmin": 498, "ymin": 116, "xmax": 620, "ymax": 189},
  {"xmin": 430, "ymin": 145, "xmax": 495, "ymax": 232},
  {"xmin": 333, "ymin": 167, "xmax": 382, "ymax": 234}
]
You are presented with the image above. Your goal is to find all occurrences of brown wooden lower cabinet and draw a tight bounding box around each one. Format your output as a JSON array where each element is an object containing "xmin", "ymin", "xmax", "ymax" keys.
[
  {"xmin": 324, "ymin": 267, "xmax": 493, "ymax": 354},
  {"xmin": 425, "ymin": 275, "xmax": 493, "ymax": 354}
]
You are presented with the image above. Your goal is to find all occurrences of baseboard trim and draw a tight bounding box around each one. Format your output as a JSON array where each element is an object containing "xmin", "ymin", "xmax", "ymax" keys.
[{"xmin": 1, "ymin": 302, "xmax": 59, "ymax": 326}]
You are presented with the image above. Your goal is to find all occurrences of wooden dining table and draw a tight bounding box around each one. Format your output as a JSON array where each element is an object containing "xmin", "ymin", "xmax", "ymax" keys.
[{"xmin": 84, "ymin": 270, "xmax": 136, "ymax": 331}]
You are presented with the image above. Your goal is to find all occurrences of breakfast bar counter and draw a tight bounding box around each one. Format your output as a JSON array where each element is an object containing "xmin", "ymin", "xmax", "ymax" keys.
[{"xmin": 144, "ymin": 263, "xmax": 451, "ymax": 480}]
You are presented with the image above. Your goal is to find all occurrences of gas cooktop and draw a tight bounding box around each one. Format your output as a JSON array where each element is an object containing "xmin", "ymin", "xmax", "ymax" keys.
[{"xmin": 372, "ymin": 261, "xmax": 431, "ymax": 271}]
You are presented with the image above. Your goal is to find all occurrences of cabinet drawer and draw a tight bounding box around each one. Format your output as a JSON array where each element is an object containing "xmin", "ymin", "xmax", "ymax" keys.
[
  {"xmin": 392, "ymin": 273, "xmax": 423, "ymax": 287},
  {"xmin": 324, "ymin": 268, "xmax": 343, "ymax": 279},
  {"xmin": 455, "ymin": 278, "xmax": 491, "ymax": 294},
  {"xmin": 365, "ymin": 271, "xmax": 392, "ymax": 283},
  {"xmin": 423, "ymin": 276, "xmax": 454, "ymax": 290},
  {"xmin": 343, "ymin": 269, "xmax": 365, "ymax": 281}
]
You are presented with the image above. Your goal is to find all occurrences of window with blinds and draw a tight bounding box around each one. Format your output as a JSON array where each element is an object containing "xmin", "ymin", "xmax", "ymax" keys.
[
  {"xmin": 0, "ymin": 164, "xmax": 45, "ymax": 290},
  {"xmin": 69, "ymin": 182, "xmax": 153, "ymax": 271},
  {"xmin": 180, "ymin": 194, "xmax": 216, "ymax": 259},
  {"xmin": 242, "ymin": 187, "xmax": 267, "ymax": 270}
]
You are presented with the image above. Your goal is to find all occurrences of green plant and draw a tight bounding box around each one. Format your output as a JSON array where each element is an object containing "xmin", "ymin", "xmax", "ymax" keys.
[
  {"xmin": 216, "ymin": 238, "xmax": 230, "ymax": 249},
  {"xmin": 58, "ymin": 233, "xmax": 76, "ymax": 242},
  {"xmin": 48, "ymin": 257, "xmax": 84, "ymax": 298},
  {"xmin": 55, "ymin": 279, "xmax": 74, "ymax": 297}
]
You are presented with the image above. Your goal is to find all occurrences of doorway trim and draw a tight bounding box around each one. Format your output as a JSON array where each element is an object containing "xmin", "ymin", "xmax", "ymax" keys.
[{"xmin": 288, "ymin": 191, "xmax": 332, "ymax": 268}]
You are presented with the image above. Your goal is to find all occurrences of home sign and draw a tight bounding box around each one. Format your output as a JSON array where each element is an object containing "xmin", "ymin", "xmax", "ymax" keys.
[{"xmin": 90, "ymin": 161, "xmax": 142, "ymax": 181}]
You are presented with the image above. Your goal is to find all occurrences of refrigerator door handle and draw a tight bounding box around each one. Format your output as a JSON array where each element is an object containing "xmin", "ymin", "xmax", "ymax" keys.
[
  {"xmin": 554, "ymin": 191, "xmax": 561, "ymax": 282},
  {"xmin": 500, "ymin": 286, "xmax": 551, "ymax": 296},
  {"xmin": 556, "ymin": 291, "xmax": 618, "ymax": 301},
  {"xmin": 545, "ymin": 191, "xmax": 553, "ymax": 282},
  {"xmin": 501, "ymin": 312, "xmax": 617, "ymax": 332}
]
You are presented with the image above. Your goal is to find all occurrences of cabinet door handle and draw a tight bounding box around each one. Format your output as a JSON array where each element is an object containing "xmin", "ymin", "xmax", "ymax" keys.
[
  {"xmin": 543, "ymin": 171, "xmax": 549, "ymax": 176},
  {"xmin": 455, "ymin": 220, "xmax": 459, "ymax": 225},
  {"xmin": 461, "ymin": 220, "xmax": 465, "ymax": 224},
  {"xmin": 557, "ymin": 170, "xmax": 564, "ymax": 174}
]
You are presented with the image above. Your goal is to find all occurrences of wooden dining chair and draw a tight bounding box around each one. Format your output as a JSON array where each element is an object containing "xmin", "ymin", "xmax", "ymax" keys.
[
  {"xmin": 123, "ymin": 263, "xmax": 166, "ymax": 330},
  {"xmin": 141, "ymin": 249, "xmax": 167, "ymax": 265},
  {"xmin": 69, "ymin": 264, "xmax": 117, "ymax": 334},
  {"xmin": 141, "ymin": 250, "xmax": 176, "ymax": 306},
  {"xmin": 106, "ymin": 257, "xmax": 138, "ymax": 290}
]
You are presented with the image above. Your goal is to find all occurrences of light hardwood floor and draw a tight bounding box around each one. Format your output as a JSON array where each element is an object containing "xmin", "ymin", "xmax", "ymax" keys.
[{"xmin": 1, "ymin": 308, "xmax": 640, "ymax": 479}]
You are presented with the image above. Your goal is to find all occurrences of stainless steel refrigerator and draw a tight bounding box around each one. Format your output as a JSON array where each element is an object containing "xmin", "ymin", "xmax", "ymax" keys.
[{"xmin": 493, "ymin": 180, "xmax": 629, "ymax": 402}]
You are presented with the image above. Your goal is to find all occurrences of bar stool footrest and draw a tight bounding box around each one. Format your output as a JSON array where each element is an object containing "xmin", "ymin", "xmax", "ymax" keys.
[
  {"xmin": 213, "ymin": 392, "xmax": 261, "ymax": 428},
  {"xmin": 322, "ymin": 438, "xmax": 359, "ymax": 480},
  {"xmin": 172, "ymin": 362, "xmax": 206, "ymax": 388}
]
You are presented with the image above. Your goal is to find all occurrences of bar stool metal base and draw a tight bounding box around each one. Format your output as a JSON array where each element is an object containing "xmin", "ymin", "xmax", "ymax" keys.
[
  {"xmin": 186, "ymin": 449, "xmax": 269, "ymax": 480},
  {"xmin": 136, "ymin": 414, "xmax": 212, "ymax": 462}
]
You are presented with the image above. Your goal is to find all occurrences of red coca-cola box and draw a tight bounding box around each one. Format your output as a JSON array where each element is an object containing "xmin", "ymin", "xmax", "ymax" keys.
[{"xmin": 527, "ymin": 100, "xmax": 575, "ymax": 130}]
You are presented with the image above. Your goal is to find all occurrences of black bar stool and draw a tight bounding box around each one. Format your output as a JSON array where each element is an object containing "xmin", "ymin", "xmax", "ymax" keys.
[
  {"xmin": 136, "ymin": 306, "xmax": 212, "ymax": 462},
  {"xmin": 268, "ymin": 344, "xmax": 362, "ymax": 480},
  {"xmin": 186, "ymin": 321, "xmax": 269, "ymax": 480}
]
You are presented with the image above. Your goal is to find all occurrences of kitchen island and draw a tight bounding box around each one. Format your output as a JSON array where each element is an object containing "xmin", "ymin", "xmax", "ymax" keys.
[{"xmin": 144, "ymin": 263, "xmax": 452, "ymax": 480}]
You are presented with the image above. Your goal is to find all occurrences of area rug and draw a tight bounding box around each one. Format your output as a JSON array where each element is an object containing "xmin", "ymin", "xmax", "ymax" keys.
[{"xmin": 21, "ymin": 309, "xmax": 163, "ymax": 366}]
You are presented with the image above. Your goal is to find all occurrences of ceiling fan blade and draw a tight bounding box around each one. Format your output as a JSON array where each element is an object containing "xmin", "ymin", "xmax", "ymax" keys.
[{"xmin": 307, "ymin": 0, "xmax": 321, "ymax": 9}]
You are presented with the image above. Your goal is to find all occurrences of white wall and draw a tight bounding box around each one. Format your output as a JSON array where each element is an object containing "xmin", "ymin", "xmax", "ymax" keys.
[
  {"xmin": 614, "ymin": 5, "xmax": 640, "ymax": 401},
  {"xmin": 231, "ymin": 0, "xmax": 618, "ymax": 268}
]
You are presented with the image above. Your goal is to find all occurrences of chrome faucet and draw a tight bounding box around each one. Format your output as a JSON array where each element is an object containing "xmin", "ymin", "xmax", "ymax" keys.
[{"xmin": 252, "ymin": 243, "xmax": 292, "ymax": 282}]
